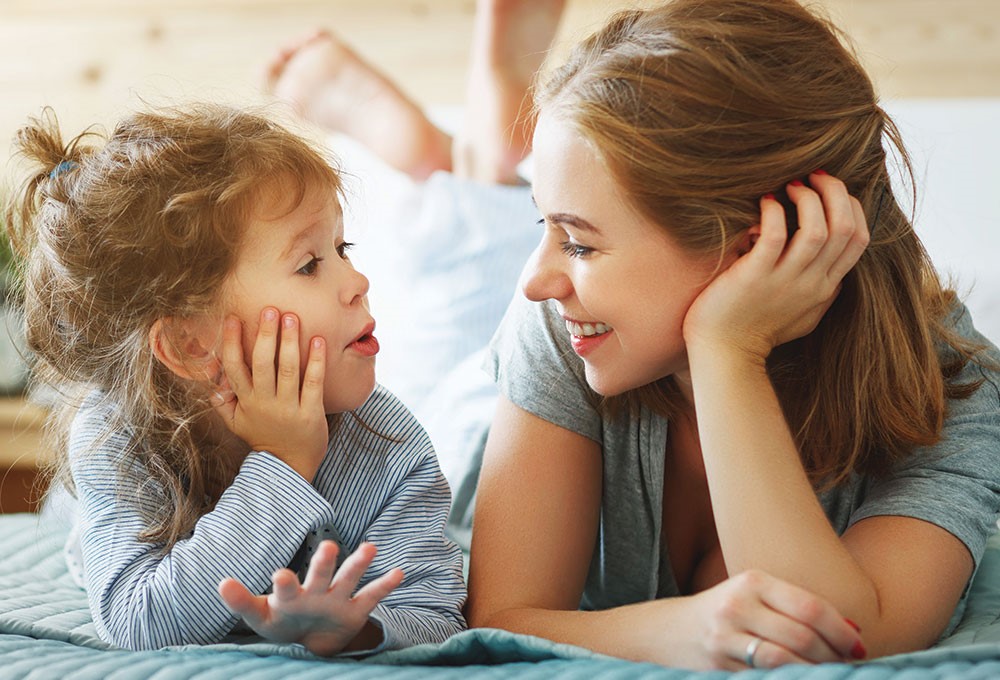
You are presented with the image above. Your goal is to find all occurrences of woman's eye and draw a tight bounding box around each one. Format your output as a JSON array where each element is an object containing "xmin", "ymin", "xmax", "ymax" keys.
[
  {"xmin": 559, "ymin": 241, "xmax": 594, "ymax": 259},
  {"xmin": 336, "ymin": 242, "xmax": 355, "ymax": 259},
  {"xmin": 297, "ymin": 257, "xmax": 323, "ymax": 276}
]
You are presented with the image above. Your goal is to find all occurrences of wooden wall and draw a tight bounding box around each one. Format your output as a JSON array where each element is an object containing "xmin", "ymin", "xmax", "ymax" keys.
[{"xmin": 1, "ymin": 0, "xmax": 998, "ymax": 163}]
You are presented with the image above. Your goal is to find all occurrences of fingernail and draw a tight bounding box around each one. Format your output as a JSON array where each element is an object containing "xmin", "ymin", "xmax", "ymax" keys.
[
  {"xmin": 263, "ymin": 308, "xmax": 277, "ymax": 321},
  {"xmin": 762, "ymin": 193, "xmax": 776, "ymax": 201},
  {"xmin": 789, "ymin": 179, "xmax": 805, "ymax": 187},
  {"xmin": 813, "ymin": 169, "xmax": 828, "ymax": 175},
  {"xmin": 851, "ymin": 640, "xmax": 867, "ymax": 659},
  {"xmin": 845, "ymin": 618, "xmax": 861, "ymax": 632},
  {"xmin": 283, "ymin": 314, "xmax": 295, "ymax": 328},
  {"xmin": 313, "ymin": 337, "xmax": 323, "ymax": 349}
]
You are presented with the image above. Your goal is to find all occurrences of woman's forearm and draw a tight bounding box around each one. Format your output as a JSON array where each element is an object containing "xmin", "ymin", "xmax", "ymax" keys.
[{"xmin": 687, "ymin": 345, "xmax": 881, "ymax": 625}]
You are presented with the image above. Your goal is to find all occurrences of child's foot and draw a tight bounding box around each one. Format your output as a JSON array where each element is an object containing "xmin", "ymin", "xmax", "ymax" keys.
[
  {"xmin": 454, "ymin": 0, "xmax": 566, "ymax": 185},
  {"xmin": 265, "ymin": 30, "xmax": 452, "ymax": 181}
]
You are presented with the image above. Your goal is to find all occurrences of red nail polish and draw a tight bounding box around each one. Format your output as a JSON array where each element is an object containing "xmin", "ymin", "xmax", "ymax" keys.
[
  {"xmin": 845, "ymin": 618, "xmax": 861, "ymax": 632},
  {"xmin": 813, "ymin": 169, "xmax": 828, "ymax": 175},
  {"xmin": 762, "ymin": 193, "xmax": 776, "ymax": 201},
  {"xmin": 789, "ymin": 179, "xmax": 805, "ymax": 187},
  {"xmin": 851, "ymin": 640, "xmax": 867, "ymax": 660}
]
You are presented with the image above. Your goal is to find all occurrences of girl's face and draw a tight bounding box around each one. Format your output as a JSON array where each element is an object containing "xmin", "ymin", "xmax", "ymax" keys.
[
  {"xmin": 222, "ymin": 181, "xmax": 377, "ymax": 414},
  {"xmin": 524, "ymin": 112, "xmax": 723, "ymax": 397}
]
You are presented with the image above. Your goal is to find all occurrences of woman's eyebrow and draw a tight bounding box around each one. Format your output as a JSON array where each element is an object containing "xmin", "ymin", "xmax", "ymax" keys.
[{"xmin": 547, "ymin": 212, "xmax": 603, "ymax": 235}]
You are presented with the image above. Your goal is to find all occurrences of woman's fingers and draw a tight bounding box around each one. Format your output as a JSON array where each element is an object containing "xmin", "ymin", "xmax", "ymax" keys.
[
  {"xmin": 826, "ymin": 195, "xmax": 871, "ymax": 282},
  {"xmin": 756, "ymin": 573, "xmax": 865, "ymax": 662},
  {"xmin": 749, "ymin": 194, "xmax": 789, "ymax": 268},
  {"xmin": 781, "ymin": 180, "xmax": 829, "ymax": 269},
  {"xmin": 276, "ymin": 314, "xmax": 302, "ymax": 402},
  {"xmin": 251, "ymin": 307, "xmax": 280, "ymax": 394},
  {"xmin": 808, "ymin": 172, "xmax": 869, "ymax": 277}
]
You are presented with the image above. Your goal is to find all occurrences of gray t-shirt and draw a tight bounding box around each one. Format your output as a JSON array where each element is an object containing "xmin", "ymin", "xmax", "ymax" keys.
[{"xmin": 487, "ymin": 292, "xmax": 1000, "ymax": 626}]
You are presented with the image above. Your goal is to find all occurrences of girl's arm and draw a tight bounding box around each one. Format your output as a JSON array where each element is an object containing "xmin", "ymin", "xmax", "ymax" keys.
[
  {"xmin": 683, "ymin": 172, "xmax": 984, "ymax": 657},
  {"xmin": 467, "ymin": 396, "xmax": 861, "ymax": 669},
  {"xmin": 72, "ymin": 434, "xmax": 340, "ymax": 650}
]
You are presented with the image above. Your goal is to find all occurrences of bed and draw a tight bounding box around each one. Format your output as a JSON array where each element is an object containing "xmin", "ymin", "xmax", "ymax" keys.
[
  {"xmin": 1, "ymin": 99, "xmax": 999, "ymax": 678},
  {"xmin": 2, "ymin": 511, "xmax": 1000, "ymax": 679}
]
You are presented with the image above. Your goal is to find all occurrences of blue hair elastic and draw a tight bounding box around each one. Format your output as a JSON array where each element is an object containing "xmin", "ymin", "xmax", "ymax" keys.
[{"xmin": 49, "ymin": 160, "xmax": 78, "ymax": 179}]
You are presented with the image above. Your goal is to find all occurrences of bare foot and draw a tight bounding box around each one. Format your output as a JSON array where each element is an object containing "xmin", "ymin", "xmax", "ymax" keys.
[
  {"xmin": 454, "ymin": 0, "xmax": 566, "ymax": 185},
  {"xmin": 265, "ymin": 30, "xmax": 452, "ymax": 181}
]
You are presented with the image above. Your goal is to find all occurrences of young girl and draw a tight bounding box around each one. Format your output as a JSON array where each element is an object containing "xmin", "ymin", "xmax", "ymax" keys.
[
  {"xmin": 6, "ymin": 104, "xmax": 466, "ymax": 654},
  {"xmin": 464, "ymin": 0, "xmax": 1000, "ymax": 671}
]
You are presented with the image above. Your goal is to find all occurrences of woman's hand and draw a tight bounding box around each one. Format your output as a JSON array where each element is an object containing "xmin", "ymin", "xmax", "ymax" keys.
[
  {"xmin": 219, "ymin": 541, "xmax": 404, "ymax": 656},
  {"xmin": 683, "ymin": 171, "xmax": 870, "ymax": 362},
  {"xmin": 213, "ymin": 307, "xmax": 329, "ymax": 481},
  {"xmin": 673, "ymin": 570, "xmax": 865, "ymax": 670}
]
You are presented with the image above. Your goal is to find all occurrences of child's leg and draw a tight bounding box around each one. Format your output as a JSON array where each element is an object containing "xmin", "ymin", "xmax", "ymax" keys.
[
  {"xmin": 265, "ymin": 30, "xmax": 453, "ymax": 181},
  {"xmin": 453, "ymin": 0, "xmax": 566, "ymax": 185}
]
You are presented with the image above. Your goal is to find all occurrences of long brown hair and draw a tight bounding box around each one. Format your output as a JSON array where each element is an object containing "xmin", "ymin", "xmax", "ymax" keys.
[
  {"xmin": 6, "ymin": 104, "xmax": 343, "ymax": 547},
  {"xmin": 535, "ymin": 0, "xmax": 986, "ymax": 488}
]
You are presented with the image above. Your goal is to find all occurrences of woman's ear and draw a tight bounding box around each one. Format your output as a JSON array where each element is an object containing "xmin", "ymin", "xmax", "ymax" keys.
[
  {"xmin": 735, "ymin": 225, "xmax": 762, "ymax": 257},
  {"xmin": 149, "ymin": 317, "xmax": 220, "ymax": 382}
]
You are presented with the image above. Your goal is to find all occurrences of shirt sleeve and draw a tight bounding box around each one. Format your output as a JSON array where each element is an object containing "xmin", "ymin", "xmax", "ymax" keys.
[
  {"xmin": 70, "ymin": 403, "xmax": 337, "ymax": 650},
  {"xmin": 327, "ymin": 387, "xmax": 467, "ymax": 653},
  {"xmin": 486, "ymin": 293, "xmax": 603, "ymax": 442},
  {"xmin": 848, "ymin": 306, "xmax": 1000, "ymax": 571}
]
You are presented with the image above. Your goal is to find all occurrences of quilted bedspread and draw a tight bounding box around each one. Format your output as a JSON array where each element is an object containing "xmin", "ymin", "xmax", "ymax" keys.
[{"xmin": 2, "ymin": 513, "xmax": 1000, "ymax": 679}]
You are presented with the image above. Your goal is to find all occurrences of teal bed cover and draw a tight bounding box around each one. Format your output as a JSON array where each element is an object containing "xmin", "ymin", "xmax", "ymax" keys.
[{"xmin": 2, "ymin": 512, "xmax": 1000, "ymax": 679}]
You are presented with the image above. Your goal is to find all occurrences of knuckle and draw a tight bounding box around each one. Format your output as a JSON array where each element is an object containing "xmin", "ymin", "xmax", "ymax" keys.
[
  {"xmin": 736, "ymin": 569, "xmax": 766, "ymax": 591},
  {"xmin": 786, "ymin": 626, "xmax": 815, "ymax": 654},
  {"xmin": 794, "ymin": 596, "xmax": 825, "ymax": 625},
  {"xmin": 278, "ymin": 364, "xmax": 298, "ymax": 379}
]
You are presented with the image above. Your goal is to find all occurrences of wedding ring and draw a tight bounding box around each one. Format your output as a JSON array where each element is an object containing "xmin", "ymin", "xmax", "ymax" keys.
[{"xmin": 745, "ymin": 635, "xmax": 764, "ymax": 668}]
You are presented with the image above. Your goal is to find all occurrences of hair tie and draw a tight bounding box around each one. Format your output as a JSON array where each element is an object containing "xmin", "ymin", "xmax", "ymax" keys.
[{"xmin": 49, "ymin": 160, "xmax": 78, "ymax": 179}]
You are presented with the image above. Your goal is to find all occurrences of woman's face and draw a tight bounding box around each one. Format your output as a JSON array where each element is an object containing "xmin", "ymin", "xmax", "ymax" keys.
[{"xmin": 524, "ymin": 112, "xmax": 723, "ymax": 397}]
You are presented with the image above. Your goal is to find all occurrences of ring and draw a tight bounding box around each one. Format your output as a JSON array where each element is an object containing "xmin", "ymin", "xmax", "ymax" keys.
[{"xmin": 745, "ymin": 636, "xmax": 764, "ymax": 668}]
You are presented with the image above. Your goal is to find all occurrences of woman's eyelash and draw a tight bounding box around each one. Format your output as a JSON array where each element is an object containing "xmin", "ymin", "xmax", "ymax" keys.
[
  {"xmin": 337, "ymin": 242, "xmax": 355, "ymax": 258},
  {"xmin": 297, "ymin": 257, "xmax": 324, "ymax": 276},
  {"xmin": 560, "ymin": 241, "xmax": 594, "ymax": 258}
]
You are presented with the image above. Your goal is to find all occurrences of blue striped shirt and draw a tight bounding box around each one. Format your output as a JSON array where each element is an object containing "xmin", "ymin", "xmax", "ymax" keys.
[{"xmin": 66, "ymin": 384, "xmax": 467, "ymax": 652}]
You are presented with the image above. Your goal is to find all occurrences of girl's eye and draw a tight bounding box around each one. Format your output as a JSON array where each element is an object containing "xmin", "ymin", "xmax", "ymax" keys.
[
  {"xmin": 297, "ymin": 257, "xmax": 323, "ymax": 276},
  {"xmin": 336, "ymin": 242, "xmax": 355, "ymax": 259},
  {"xmin": 559, "ymin": 241, "xmax": 595, "ymax": 259}
]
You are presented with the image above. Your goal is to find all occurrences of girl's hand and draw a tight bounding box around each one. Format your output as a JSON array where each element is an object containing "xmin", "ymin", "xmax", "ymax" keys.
[
  {"xmin": 213, "ymin": 307, "xmax": 329, "ymax": 481},
  {"xmin": 675, "ymin": 570, "xmax": 865, "ymax": 670},
  {"xmin": 218, "ymin": 541, "xmax": 404, "ymax": 656},
  {"xmin": 683, "ymin": 172, "xmax": 870, "ymax": 362}
]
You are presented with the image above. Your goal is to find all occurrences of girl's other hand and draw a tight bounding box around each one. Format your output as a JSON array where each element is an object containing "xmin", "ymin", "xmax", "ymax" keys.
[
  {"xmin": 683, "ymin": 171, "xmax": 870, "ymax": 362},
  {"xmin": 218, "ymin": 541, "xmax": 404, "ymax": 656},
  {"xmin": 213, "ymin": 307, "xmax": 329, "ymax": 481},
  {"xmin": 674, "ymin": 570, "xmax": 865, "ymax": 670}
]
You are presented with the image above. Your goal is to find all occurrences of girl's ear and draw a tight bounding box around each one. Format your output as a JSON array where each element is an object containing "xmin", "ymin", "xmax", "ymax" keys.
[{"xmin": 149, "ymin": 317, "xmax": 220, "ymax": 382}]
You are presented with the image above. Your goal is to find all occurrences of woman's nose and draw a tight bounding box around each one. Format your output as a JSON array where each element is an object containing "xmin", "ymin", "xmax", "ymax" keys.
[{"xmin": 521, "ymin": 238, "xmax": 572, "ymax": 303}]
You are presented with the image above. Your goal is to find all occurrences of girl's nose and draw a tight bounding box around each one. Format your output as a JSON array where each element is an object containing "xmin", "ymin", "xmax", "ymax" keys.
[
  {"xmin": 344, "ymin": 266, "xmax": 370, "ymax": 307},
  {"xmin": 521, "ymin": 237, "xmax": 572, "ymax": 303}
]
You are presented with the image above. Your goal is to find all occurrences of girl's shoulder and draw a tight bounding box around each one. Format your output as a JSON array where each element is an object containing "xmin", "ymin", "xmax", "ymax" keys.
[{"xmin": 67, "ymin": 389, "xmax": 133, "ymax": 468}]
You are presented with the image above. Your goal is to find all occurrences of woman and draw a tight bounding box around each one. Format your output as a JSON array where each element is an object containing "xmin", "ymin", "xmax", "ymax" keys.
[{"xmin": 467, "ymin": 0, "xmax": 1000, "ymax": 670}]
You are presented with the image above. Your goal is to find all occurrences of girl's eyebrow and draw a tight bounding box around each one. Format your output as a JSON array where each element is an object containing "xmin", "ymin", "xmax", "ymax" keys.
[{"xmin": 279, "ymin": 221, "xmax": 322, "ymax": 261}]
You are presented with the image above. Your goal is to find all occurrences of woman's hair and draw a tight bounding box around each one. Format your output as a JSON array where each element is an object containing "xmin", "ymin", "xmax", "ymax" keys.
[
  {"xmin": 536, "ymin": 0, "xmax": 985, "ymax": 487},
  {"xmin": 6, "ymin": 104, "xmax": 342, "ymax": 547}
]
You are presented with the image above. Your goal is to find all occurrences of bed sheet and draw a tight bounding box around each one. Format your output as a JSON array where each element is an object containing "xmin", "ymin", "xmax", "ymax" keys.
[{"xmin": 3, "ymin": 513, "xmax": 1000, "ymax": 679}]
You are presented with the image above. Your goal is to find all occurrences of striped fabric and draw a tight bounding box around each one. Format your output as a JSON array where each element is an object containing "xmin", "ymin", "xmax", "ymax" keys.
[{"xmin": 66, "ymin": 384, "xmax": 467, "ymax": 652}]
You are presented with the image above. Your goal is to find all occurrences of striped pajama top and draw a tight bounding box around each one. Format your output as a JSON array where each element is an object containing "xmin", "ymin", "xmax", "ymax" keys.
[{"xmin": 66, "ymin": 384, "xmax": 467, "ymax": 652}]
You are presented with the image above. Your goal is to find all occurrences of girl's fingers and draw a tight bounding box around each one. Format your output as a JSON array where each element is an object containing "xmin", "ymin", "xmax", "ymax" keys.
[
  {"xmin": 827, "ymin": 195, "xmax": 871, "ymax": 282},
  {"xmin": 220, "ymin": 316, "xmax": 252, "ymax": 397},
  {"xmin": 352, "ymin": 568, "xmax": 405, "ymax": 611},
  {"xmin": 757, "ymin": 574, "xmax": 865, "ymax": 661},
  {"xmin": 276, "ymin": 314, "xmax": 302, "ymax": 402},
  {"xmin": 271, "ymin": 568, "xmax": 301, "ymax": 603},
  {"xmin": 218, "ymin": 577, "xmax": 268, "ymax": 623},
  {"xmin": 301, "ymin": 336, "xmax": 326, "ymax": 410},
  {"xmin": 331, "ymin": 542, "xmax": 378, "ymax": 595},
  {"xmin": 782, "ymin": 181, "xmax": 829, "ymax": 270},
  {"xmin": 251, "ymin": 307, "xmax": 280, "ymax": 395},
  {"xmin": 302, "ymin": 540, "xmax": 339, "ymax": 593}
]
